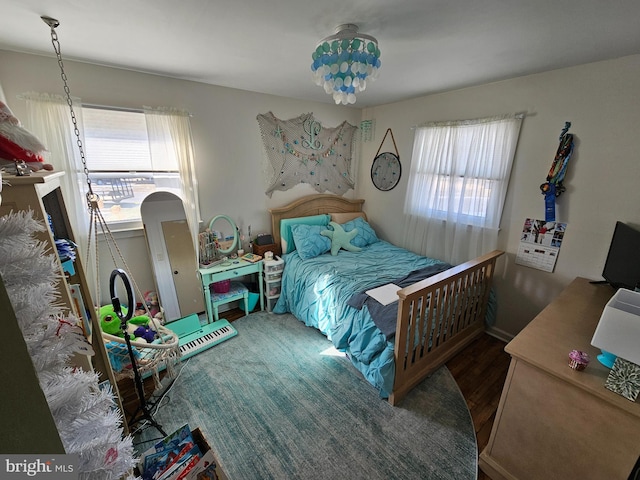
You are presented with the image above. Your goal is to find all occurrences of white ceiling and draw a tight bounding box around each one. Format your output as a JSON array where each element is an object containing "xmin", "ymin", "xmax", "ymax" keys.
[{"xmin": 2, "ymin": 0, "xmax": 640, "ymax": 108}]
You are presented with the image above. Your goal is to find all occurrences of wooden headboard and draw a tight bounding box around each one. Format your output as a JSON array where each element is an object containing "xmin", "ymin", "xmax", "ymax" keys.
[{"xmin": 269, "ymin": 194, "xmax": 365, "ymax": 247}]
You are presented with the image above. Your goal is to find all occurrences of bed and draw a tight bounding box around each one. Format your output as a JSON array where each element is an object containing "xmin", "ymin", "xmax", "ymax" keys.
[{"xmin": 269, "ymin": 194, "xmax": 503, "ymax": 405}]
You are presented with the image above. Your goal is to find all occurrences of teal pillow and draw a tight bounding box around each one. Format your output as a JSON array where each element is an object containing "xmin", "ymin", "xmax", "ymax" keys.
[
  {"xmin": 280, "ymin": 214, "xmax": 330, "ymax": 254},
  {"xmin": 291, "ymin": 224, "xmax": 331, "ymax": 260},
  {"xmin": 341, "ymin": 217, "xmax": 379, "ymax": 248}
]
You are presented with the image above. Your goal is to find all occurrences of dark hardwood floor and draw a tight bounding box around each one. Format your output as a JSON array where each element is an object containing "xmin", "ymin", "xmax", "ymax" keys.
[
  {"xmin": 119, "ymin": 308, "xmax": 510, "ymax": 479},
  {"xmin": 446, "ymin": 333, "xmax": 510, "ymax": 480}
]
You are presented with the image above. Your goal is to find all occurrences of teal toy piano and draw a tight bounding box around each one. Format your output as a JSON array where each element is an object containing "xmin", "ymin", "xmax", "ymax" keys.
[{"xmin": 165, "ymin": 313, "xmax": 237, "ymax": 360}]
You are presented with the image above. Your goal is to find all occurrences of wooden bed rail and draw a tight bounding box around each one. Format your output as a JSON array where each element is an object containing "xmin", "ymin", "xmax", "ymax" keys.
[{"xmin": 389, "ymin": 250, "xmax": 504, "ymax": 405}]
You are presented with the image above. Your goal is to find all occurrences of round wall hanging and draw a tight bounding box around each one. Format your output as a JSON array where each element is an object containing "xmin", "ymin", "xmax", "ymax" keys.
[{"xmin": 371, "ymin": 128, "xmax": 401, "ymax": 191}]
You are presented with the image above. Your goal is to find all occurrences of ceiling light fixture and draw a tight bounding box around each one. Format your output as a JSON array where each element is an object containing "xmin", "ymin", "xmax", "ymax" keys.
[{"xmin": 311, "ymin": 24, "xmax": 381, "ymax": 105}]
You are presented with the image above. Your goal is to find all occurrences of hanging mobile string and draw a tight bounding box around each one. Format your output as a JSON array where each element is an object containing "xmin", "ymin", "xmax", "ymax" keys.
[
  {"xmin": 41, "ymin": 16, "xmax": 96, "ymax": 210},
  {"xmin": 39, "ymin": 17, "xmax": 181, "ymax": 430},
  {"xmin": 40, "ymin": 15, "xmax": 152, "ymax": 322}
]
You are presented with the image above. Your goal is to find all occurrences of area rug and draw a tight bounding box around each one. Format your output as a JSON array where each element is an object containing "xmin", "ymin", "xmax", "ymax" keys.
[{"xmin": 135, "ymin": 312, "xmax": 477, "ymax": 479}]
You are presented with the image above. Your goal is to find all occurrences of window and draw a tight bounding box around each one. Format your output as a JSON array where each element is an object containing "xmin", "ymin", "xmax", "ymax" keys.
[
  {"xmin": 405, "ymin": 115, "xmax": 522, "ymax": 228},
  {"xmin": 82, "ymin": 106, "xmax": 182, "ymax": 229},
  {"xmin": 414, "ymin": 173, "xmax": 495, "ymax": 224},
  {"xmin": 402, "ymin": 115, "xmax": 522, "ymax": 264}
]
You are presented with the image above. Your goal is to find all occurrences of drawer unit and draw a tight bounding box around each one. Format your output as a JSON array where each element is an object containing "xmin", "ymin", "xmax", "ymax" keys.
[
  {"xmin": 266, "ymin": 296, "xmax": 279, "ymax": 313},
  {"xmin": 264, "ymin": 257, "xmax": 284, "ymax": 277},
  {"xmin": 266, "ymin": 280, "xmax": 281, "ymax": 297},
  {"xmin": 263, "ymin": 256, "xmax": 284, "ymax": 312}
]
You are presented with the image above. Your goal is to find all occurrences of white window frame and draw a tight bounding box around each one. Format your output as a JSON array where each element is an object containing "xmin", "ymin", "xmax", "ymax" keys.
[
  {"xmin": 405, "ymin": 115, "xmax": 523, "ymax": 229},
  {"xmin": 81, "ymin": 105, "xmax": 182, "ymax": 231}
]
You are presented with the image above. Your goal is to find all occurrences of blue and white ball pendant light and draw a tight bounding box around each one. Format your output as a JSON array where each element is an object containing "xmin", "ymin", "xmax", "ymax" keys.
[{"xmin": 311, "ymin": 24, "xmax": 381, "ymax": 105}]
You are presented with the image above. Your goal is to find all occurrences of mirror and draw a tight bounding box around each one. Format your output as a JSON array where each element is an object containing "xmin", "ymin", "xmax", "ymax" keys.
[
  {"xmin": 208, "ymin": 215, "xmax": 238, "ymax": 256},
  {"xmin": 141, "ymin": 192, "xmax": 205, "ymax": 321}
]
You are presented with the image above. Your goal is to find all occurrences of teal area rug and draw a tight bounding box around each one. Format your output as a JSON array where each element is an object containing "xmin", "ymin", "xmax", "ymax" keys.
[{"xmin": 135, "ymin": 312, "xmax": 477, "ymax": 479}]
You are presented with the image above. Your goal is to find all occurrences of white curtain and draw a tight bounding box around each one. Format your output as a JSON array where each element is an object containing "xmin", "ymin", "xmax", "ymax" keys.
[
  {"xmin": 143, "ymin": 107, "xmax": 201, "ymax": 254},
  {"xmin": 21, "ymin": 93, "xmax": 91, "ymax": 252},
  {"xmin": 402, "ymin": 114, "xmax": 522, "ymax": 265}
]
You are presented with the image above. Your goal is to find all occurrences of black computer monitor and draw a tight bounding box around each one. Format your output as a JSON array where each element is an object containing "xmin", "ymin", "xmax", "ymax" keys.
[{"xmin": 602, "ymin": 221, "xmax": 640, "ymax": 290}]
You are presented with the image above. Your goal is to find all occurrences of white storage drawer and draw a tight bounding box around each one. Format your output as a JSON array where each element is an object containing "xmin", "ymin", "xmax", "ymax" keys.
[
  {"xmin": 266, "ymin": 280, "xmax": 281, "ymax": 297},
  {"xmin": 266, "ymin": 296, "xmax": 279, "ymax": 312},
  {"xmin": 264, "ymin": 256, "xmax": 284, "ymax": 274}
]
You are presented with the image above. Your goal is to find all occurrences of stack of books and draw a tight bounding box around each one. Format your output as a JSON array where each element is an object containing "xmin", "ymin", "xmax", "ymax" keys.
[{"xmin": 139, "ymin": 424, "xmax": 227, "ymax": 480}]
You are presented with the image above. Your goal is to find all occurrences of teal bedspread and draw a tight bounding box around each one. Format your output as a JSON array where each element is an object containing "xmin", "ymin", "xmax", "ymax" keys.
[{"xmin": 273, "ymin": 240, "xmax": 447, "ymax": 398}]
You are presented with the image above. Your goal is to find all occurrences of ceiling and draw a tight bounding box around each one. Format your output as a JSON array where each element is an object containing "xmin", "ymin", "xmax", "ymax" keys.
[{"xmin": 1, "ymin": 0, "xmax": 640, "ymax": 108}]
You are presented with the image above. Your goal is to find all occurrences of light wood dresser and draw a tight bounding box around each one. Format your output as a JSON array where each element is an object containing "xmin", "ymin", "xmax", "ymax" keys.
[{"xmin": 479, "ymin": 277, "xmax": 640, "ymax": 480}]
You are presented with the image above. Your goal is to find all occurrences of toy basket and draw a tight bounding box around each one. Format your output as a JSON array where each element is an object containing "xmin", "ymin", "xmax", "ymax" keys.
[
  {"xmin": 212, "ymin": 279, "xmax": 231, "ymax": 293},
  {"xmin": 102, "ymin": 324, "xmax": 180, "ymax": 386}
]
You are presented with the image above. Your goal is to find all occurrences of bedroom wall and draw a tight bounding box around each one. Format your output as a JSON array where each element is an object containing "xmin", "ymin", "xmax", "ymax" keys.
[
  {"xmin": 357, "ymin": 54, "xmax": 640, "ymax": 339},
  {"xmin": 3, "ymin": 49, "xmax": 639, "ymax": 338},
  {"xmin": 0, "ymin": 49, "xmax": 360, "ymax": 305}
]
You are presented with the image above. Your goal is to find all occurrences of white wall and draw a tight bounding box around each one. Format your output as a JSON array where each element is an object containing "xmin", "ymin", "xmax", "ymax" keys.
[
  {"xmin": 0, "ymin": 49, "xmax": 360, "ymax": 304},
  {"xmin": 359, "ymin": 55, "xmax": 640, "ymax": 338},
  {"xmin": 3, "ymin": 49, "xmax": 639, "ymax": 337}
]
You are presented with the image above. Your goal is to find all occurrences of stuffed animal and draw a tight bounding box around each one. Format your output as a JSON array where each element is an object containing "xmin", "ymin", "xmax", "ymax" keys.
[
  {"xmin": 143, "ymin": 291, "xmax": 162, "ymax": 320},
  {"xmin": 0, "ymin": 100, "xmax": 53, "ymax": 172},
  {"xmin": 99, "ymin": 304, "xmax": 151, "ymax": 338},
  {"xmin": 321, "ymin": 221, "xmax": 361, "ymax": 256},
  {"xmin": 133, "ymin": 325, "xmax": 157, "ymax": 343}
]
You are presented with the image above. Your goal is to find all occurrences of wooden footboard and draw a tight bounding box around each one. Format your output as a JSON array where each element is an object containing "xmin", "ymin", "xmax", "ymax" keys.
[
  {"xmin": 389, "ymin": 250, "xmax": 504, "ymax": 406},
  {"xmin": 269, "ymin": 194, "xmax": 504, "ymax": 406}
]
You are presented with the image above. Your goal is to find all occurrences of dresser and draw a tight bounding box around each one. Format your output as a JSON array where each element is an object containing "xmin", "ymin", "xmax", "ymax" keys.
[{"xmin": 479, "ymin": 277, "xmax": 640, "ymax": 480}]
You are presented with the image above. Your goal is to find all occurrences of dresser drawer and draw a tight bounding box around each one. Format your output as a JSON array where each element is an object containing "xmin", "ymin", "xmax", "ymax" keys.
[{"xmin": 225, "ymin": 263, "xmax": 260, "ymax": 278}]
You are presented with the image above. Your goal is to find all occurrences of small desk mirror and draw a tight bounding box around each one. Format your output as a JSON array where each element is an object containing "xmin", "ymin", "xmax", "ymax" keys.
[{"xmin": 208, "ymin": 215, "xmax": 238, "ymax": 262}]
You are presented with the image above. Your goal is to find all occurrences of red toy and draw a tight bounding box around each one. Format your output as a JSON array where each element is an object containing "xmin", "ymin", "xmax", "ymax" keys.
[{"xmin": 0, "ymin": 100, "xmax": 53, "ymax": 172}]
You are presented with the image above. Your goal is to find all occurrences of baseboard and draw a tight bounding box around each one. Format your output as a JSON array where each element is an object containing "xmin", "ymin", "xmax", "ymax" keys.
[
  {"xmin": 485, "ymin": 326, "xmax": 514, "ymax": 343},
  {"xmin": 479, "ymin": 452, "xmax": 519, "ymax": 480}
]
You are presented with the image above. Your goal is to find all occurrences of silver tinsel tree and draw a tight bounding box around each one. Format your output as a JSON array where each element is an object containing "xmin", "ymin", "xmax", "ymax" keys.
[{"xmin": 0, "ymin": 209, "xmax": 138, "ymax": 479}]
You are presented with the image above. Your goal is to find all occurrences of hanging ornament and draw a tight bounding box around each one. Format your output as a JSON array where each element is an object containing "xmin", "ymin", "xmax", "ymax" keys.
[{"xmin": 540, "ymin": 122, "xmax": 574, "ymax": 222}]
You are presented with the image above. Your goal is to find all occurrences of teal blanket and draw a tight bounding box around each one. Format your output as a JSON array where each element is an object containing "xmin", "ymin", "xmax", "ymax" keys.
[{"xmin": 273, "ymin": 240, "xmax": 446, "ymax": 398}]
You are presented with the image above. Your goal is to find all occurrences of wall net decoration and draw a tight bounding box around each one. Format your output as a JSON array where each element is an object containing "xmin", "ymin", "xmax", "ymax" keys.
[{"xmin": 257, "ymin": 112, "xmax": 357, "ymax": 197}]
